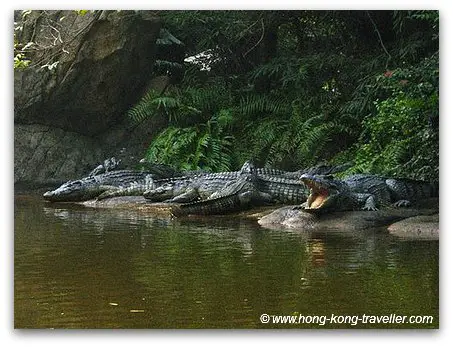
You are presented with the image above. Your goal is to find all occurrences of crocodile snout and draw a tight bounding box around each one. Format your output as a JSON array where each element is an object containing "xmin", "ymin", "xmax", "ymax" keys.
[{"xmin": 43, "ymin": 191, "xmax": 54, "ymax": 200}]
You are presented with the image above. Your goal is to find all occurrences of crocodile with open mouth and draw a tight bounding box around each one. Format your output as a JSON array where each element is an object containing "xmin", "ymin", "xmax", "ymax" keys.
[{"xmin": 299, "ymin": 174, "xmax": 438, "ymax": 212}]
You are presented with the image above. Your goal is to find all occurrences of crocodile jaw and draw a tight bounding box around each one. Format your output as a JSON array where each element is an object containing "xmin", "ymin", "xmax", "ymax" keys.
[
  {"xmin": 42, "ymin": 180, "xmax": 102, "ymax": 202},
  {"xmin": 301, "ymin": 177, "xmax": 338, "ymax": 210},
  {"xmin": 43, "ymin": 187, "xmax": 96, "ymax": 202},
  {"xmin": 306, "ymin": 190, "xmax": 329, "ymax": 209},
  {"xmin": 43, "ymin": 181, "xmax": 84, "ymax": 202}
]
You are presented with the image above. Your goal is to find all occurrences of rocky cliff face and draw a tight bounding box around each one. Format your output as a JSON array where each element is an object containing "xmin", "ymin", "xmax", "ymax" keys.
[
  {"xmin": 14, "ymin": 10, "xmax": 163, "ymax": 185},
  {"xmin": 14, "ymin": 124, "xmax": 104, "ymax": 184}
]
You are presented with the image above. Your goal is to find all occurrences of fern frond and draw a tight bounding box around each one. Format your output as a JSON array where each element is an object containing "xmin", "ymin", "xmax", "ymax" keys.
[
  {"xmin": 237, "ymin": 94, "xmax": 289, "ymax": 119},
  {"xmin": 127, "ymin": 88, "xmax": 161, "ymax": 123}
]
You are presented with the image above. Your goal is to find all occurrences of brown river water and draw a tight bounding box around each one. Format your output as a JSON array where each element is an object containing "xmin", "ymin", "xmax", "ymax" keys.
[{"xmin": 14, "ymin": 192, "xmax": 439, "ymax": 328}]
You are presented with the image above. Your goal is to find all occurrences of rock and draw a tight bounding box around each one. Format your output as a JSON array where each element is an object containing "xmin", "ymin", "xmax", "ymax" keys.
[
  {"xmin": 80, "ymin": 196, "xmax": 148, "ymax": 207},
  {"xmin": 14, "ymin": 10, "xmax": 161, "ymax": 136},
  {"xmin": 80, "ymin": 197, "xmax": 174, "ymax": 217},
  {"xmin": 13, "ymin": 11, "xmax": 175, "ymax": 184},
  {"xmin": 14, "ymin": 124, "xmax": 104, "ymax": 185},
  {"xmin": 258, "ymin": 205, "xmax": 438, "ymax": 231},
  {"xmin": 388, "ymin": 214, "xmax": 439, "ymax": 240},
  {"xmin": 257, "ymin": 206, "xmax": 317, "ymax": 230}
]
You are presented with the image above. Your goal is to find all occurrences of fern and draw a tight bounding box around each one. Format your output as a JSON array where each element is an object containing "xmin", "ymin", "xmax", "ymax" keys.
[
  {"xmin": 126, "ymin": 12, "xmax": 438, "ymax": 177},
  {"xmin": 237, "ymin": 94, "xmax": 289, "ymax": 119},
  {"xmin": 144, "ymin": 114, "xmax": 235, "ymax": 172},
  {"xmin": 127, "ymin": 88, "xmax": 162, "ymax": 123}
]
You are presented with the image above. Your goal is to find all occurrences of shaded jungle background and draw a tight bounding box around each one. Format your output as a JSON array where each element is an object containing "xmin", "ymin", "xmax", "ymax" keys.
[{"xmin": 14, "ymin": 10, "xmax": 439, "ymax": 183}]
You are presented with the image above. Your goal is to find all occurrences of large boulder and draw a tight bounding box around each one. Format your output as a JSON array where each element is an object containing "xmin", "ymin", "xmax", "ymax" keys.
[
  {"xmin": 387, "ymin": 214, "xmax": 439, "ymax": 240},
  {"xmin": 258, "ymin": 205, "xmax": 438, "ymax": 232},
  {"xmin": 14, "ymin": 11, "xmax": 166, "ymax": 185},
  {"xmin": 14, "ymin": 124, "xmax": 104, "ymax": 185},
  {"xmin": 14, "ymin": 10, "xmax": 161, "ymax": 136}
]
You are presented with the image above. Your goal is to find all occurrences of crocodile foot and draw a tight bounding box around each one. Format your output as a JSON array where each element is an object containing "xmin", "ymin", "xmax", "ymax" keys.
[
  {"xmin": 362, "ymin": 206, "xmax": 379, "ymax": 211},
  {"xmin": 394, "ymin": 199, "xmax": 411, "ymax": 207}
]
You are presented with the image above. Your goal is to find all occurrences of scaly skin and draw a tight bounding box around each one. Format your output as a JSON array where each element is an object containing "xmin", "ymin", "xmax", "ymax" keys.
[
  {"xmin": 43, "ymin": 170, "xmax": 157, "ymax": 202},
  {"xmin": 143, "ymin": 172, "xmax": 242, "ymax": 202},
  {"xmin": 43, "ymin": 160, "xmax": 350, "ymax": 204},
  {"xmin": 256, "ymin": 175, "xmax": 308, "ymax": 204},
  {"xmin": 171, "ymin": 188, "xmax": 256, "ymax": 217},
  {"xmin": 144, "ymin": 172, "xmax": 308, "ymax": 204},
  {"xmin": 144, "ymin": 163, "xmax": 346, "ymax": 204},
  {"xmin": 42, "ymin": 158, "xmax": 187, "ymax": 202},
  {"xmin": 43, "ymin": 167, "xmax": 291, "ymax": 203},
  {"xmin": 171, "ymin": 162, "xmax": 273, "ymax": 216},
  {"xmin": 94, "ymin": 165, "xmax": 293, "ymax": 202},
  {"xmin": 299, "ymin": 174, "xmax": 438, "ymax": 212}
]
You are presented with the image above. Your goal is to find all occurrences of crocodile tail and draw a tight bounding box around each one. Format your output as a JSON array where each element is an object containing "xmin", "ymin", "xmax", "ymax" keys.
[{"xmin": 385, "ymin": 178, "xmax": 438, "ymax": 202}]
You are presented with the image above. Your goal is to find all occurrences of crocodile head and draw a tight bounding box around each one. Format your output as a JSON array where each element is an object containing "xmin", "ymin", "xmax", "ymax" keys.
[
  {"xmin": 300, "ymin": 174, "xmax": 345, "ymax": 211},
  {"xmin": 43, "ymin": 178, "xmax": 104, "ymax": 202}
]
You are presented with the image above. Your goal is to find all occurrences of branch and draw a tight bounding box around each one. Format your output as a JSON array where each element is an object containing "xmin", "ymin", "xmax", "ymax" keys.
[
  {"xmin": 243, "ymin": 18, "xmax": 265, "ymax": 58},
  {"xmin": 29, "ymin": 10, "xmax": 102, "ymax": 68},
  {"xmin": 366, "ymin": 11, "xmax": 392, "ymax": 63}
]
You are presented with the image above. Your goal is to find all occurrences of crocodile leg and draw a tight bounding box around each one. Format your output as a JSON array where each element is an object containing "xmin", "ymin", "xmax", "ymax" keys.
[
  {"xmin": 95, "ymin": 186, "xmax": 145, "ymax": 200},
  {"xmin": 94, "ymin": 185, "xmax": 129, "ymax": 201},
  {"xmin": 238, "ymin": 191, "xmax": 253, "ymax": 205},
  {"xmin": 88, "ymin": 164, "xmax": 104, "ymax": 177},
  {"xmin": 96, "ymin": 177, "xmax": 155, "ymax": 201},
  {"xmin": 385, "ymin": 178, "xmax": 435, "ymax": 207},
  {"xmin": 167, "ymin": 188, "xmax": 200, "ymax": 203},
  {"xmin": 255, "ymin": 191, "xmax": 274, "ymax": 204},
  {"xmin": 104, "ymin": 157, "xmax": 121, "ymax": 172},
  {"xmin": 353, "ymin": 193, "xmax": 379, "ymax": 211}
]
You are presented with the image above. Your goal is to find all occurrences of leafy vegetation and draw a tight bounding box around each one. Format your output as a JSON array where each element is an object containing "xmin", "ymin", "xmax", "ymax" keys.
[
  {"xmin": 343, "ymin": 53, "xmax": 439, "ymax": 180},
  {"xmin": 129, "ymin": 10, "xmax": 438, "ymax": 180}
]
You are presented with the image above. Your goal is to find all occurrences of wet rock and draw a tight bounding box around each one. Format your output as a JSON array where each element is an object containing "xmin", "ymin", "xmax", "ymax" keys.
[
  {"xmin": 79, "ymin": 197, "xmax": 174, "ymax": 217},
  {"xmin": 257, "ymin": 206, "xmax": 317, "ymax": 230},
  {"xmin": 258, "ymin": 205, "xmax": 438, "ymax": 231},
  {"xmin": 80, "ymin": 196, "xmax": 149, "ymax": 207},
  {"xmin": 388, "ymin": 214, "xmax": 439, "ymax": 240}
]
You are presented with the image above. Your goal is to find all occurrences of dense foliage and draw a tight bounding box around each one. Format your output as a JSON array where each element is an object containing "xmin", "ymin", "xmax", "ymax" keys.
[{"xmin": 129, "ymin": 10, "xmax": 438, "ymax": 181}]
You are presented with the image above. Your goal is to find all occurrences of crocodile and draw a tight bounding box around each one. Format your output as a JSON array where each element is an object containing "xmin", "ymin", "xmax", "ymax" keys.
[
  {"xmin": 88, "ymin": 157, "xmax": 122, "ymax": 177},
  {"xmin": 144, "ymin": 171, "xmax": 309, "ymax": 204},
  {"xmin": 43, "ymin": 164, "xmax": 299, "ymax": 203},
  {"xmin": 142, "ymin": 163, "xmax": 349, "ymax": 204},
  {"xmin": 299, "ymin": 173, "xmax": 438, "ymax": 212},
  {"xmin": 114, "ymin": 165, "xmax": 307, "ymax": 202},
  {"xmin": 42, "ymin": 155, "xmax": 200, "ymax": 202},
  {"xmin": 43, "ymin": 170, "xmax": 159, "ymax": 202},
  {"xmin": 171, "ymin": 162, "xmax": 273, "ymax": 216},
  {"xmin": 143, "ymin": 171, "xmax": 246, "ymax": 203},
  {"xmin": 43, "ymin": 157, "xmax": 350, "ymax": 203}
]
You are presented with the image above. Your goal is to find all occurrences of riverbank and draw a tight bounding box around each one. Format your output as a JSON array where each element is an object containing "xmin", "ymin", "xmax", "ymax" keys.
[{"xmin": 43, "ymin": 195, "xmax": 440, "ymax": 241}]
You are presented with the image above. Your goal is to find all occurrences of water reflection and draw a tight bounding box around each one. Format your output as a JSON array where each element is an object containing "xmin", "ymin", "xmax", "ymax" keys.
[{"xmin": 15, "ymin": 194, "xmax": 439, "ymax": 328}]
